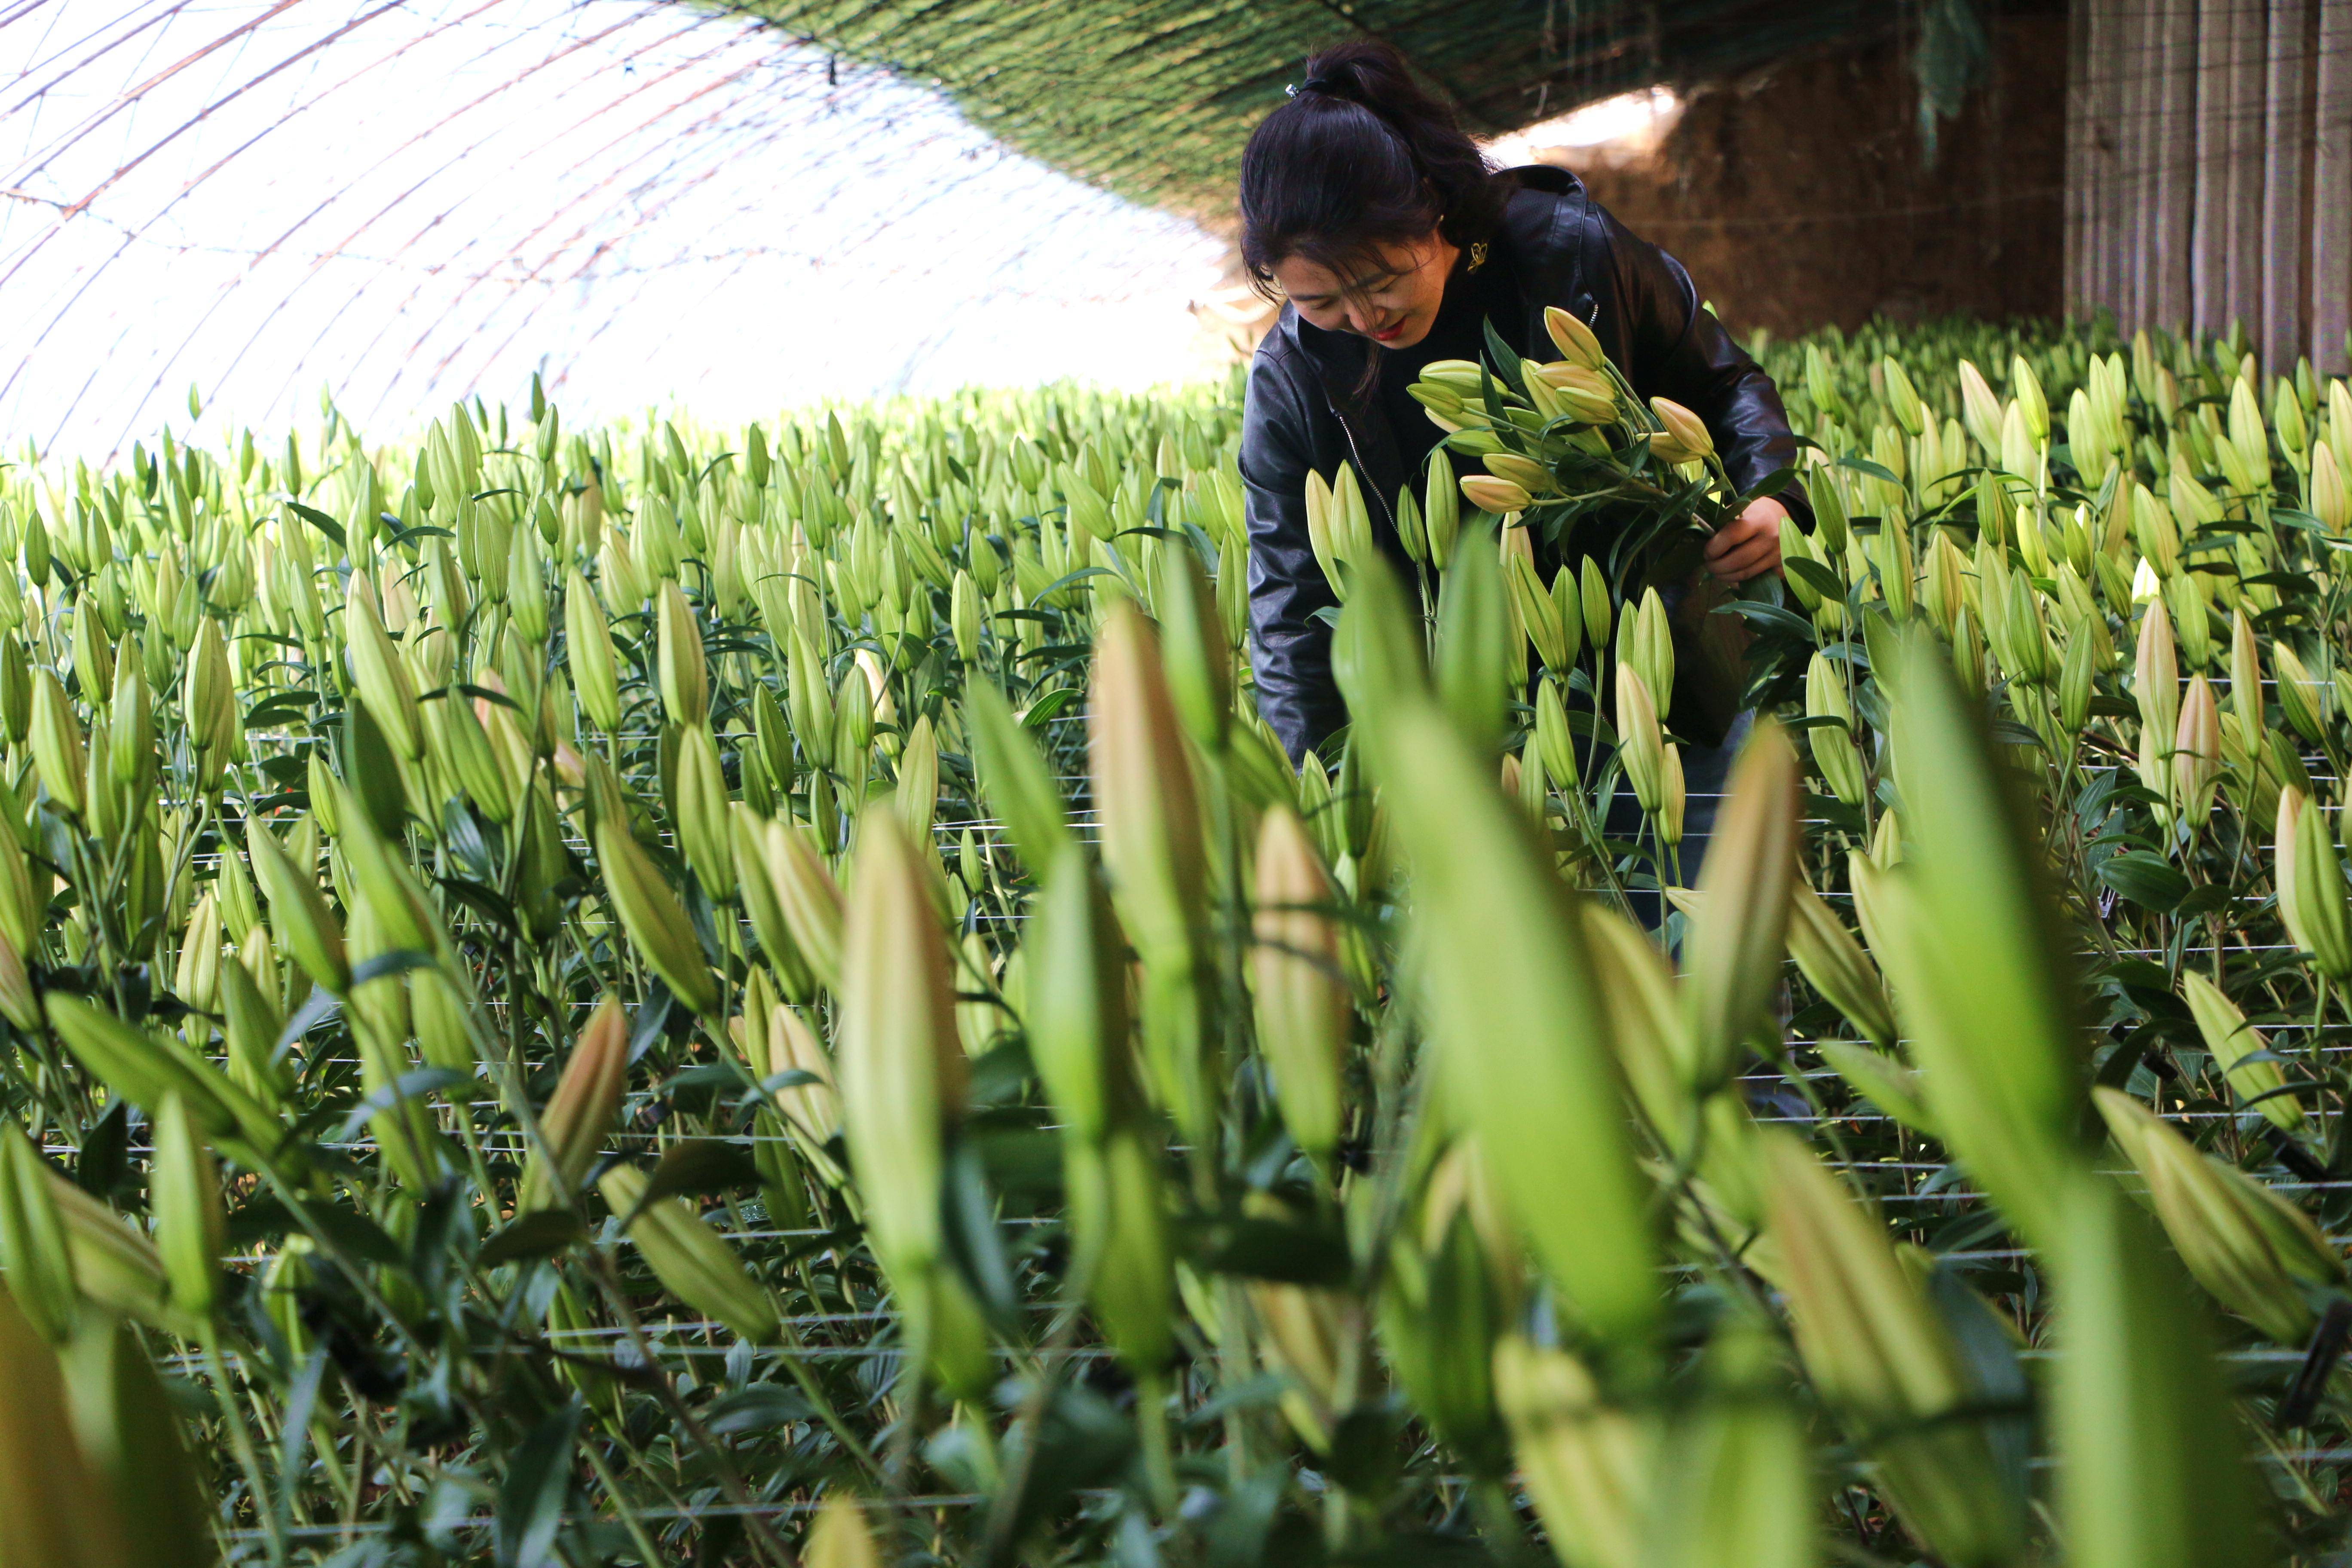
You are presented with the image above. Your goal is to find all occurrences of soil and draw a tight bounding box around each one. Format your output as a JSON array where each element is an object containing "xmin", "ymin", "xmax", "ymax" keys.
[{"xmin": 1556, "ymin": 6, "xmax": 2068, "ymax": 342}]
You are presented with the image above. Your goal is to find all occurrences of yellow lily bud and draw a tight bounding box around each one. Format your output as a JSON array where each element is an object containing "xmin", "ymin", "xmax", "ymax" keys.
[
  {"xmin": 520, "ymin": 997, "xmax": 630, "ymax": 1210},
  {"xmin": 2180, "ymin": 971, "xmax": 2303, "ymax": 1136},
  {"xmin": 1460, "ymin": 475, "xmax": 1531, "ymax": 515},
  {"xmin": 1544, "ymin": 304, "xmax": 1607, "ymax": 370}
]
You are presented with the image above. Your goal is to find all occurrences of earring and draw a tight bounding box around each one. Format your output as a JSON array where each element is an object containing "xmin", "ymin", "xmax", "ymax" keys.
[{"xmin": 1467, "ymin": 242, "xmax": 1489, "ymax": 273}]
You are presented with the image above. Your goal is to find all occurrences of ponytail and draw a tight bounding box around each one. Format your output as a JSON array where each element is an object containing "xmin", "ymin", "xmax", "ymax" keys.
[{"xmin": 1238, "ymin": 39, "xmax": 1504, "ymax": 297}]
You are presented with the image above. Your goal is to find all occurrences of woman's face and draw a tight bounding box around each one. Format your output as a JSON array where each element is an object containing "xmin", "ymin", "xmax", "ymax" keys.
[{"xmin": 1270, "ymin": 234, "xmax": 1457, "ymax": 349}]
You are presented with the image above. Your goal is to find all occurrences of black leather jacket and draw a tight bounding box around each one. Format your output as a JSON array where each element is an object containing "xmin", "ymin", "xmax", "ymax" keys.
[{"xmin": 1238, "ymin": 165, "xmax": 1809, "ymax": 763}]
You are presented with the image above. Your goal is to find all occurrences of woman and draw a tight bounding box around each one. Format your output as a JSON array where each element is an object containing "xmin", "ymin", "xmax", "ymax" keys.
[{"xmin": 1235, "ymin": 39, "xmax": 1808, "ymax": 863}]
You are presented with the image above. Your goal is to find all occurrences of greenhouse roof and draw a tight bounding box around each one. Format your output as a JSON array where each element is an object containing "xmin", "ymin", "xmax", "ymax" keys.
[{"xmin": 716, "ymin": 0, "xmax": 1891, "ymax": 215}]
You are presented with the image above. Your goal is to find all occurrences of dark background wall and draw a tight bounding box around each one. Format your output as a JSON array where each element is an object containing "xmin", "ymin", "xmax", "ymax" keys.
[{"xmin": 1553, "ymin": 3, "xmax": 2068, "ymax": 340}]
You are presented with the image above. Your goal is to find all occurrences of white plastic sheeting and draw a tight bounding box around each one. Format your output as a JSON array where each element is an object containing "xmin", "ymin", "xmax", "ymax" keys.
[{"xmin": 0, "ymin": 0, "xmax": 1229, "ymax": 455}]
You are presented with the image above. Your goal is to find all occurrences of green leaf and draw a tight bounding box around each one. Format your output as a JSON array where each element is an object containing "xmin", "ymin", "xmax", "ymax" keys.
[
  {"xmin": 2096, "ymin": 852, "xmax": 2191, "ymax": 913},
  {"xmin": 496, "ymin": 1406, "xmax": 581, "ymax": 1568},
  {"xmin": 478, "ymin": 1209, "xmax": 585, "ymax": 1268},
  {"xmin": 285, "ymin": 502, "xmax": 345, "ymax": 549}
]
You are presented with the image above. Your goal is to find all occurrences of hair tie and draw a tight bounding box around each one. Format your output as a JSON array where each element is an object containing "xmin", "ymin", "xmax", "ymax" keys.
[{"xmin": 1289, "ymin": 75, "xmax": 1338, "ymax": 98}]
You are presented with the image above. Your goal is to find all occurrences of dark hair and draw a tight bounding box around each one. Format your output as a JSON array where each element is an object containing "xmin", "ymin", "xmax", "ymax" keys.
[{"xmin": 1238, "ymin": 40, "xmax": 1503, "ymax": 300}]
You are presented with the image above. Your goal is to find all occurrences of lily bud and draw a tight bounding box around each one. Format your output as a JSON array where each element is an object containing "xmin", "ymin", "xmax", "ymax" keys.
[
  {"xmin": 1762, "ymin": 1132, "xmax": 2019, "ymax": 1565},
  {"xmin": 1156, "ymin": 544, "xmax": 1232, "ymax": 753},
  {"xmin": 1027, "ymin": 848, "xmax": 1135, "ymax": 1144},
  {"xmin": 564, "ymin": 570, "xmax": 622, "ymax": 735},
  {"xmin": 247, "ymin": 820, "xmax": 348, "ymax": 995},
  {"xmin": 1252, "ymin": 807, "xmax": 1351, "ymax": 1174},
  {"xmin": 0, "ymin": 1124, "xmax": 76, "ymax": 1342},
  {"xmin": 2278, "ymin": 787, "xmax": 2352, "ymax": 979},
  {"xmin": 171, "ymin": 892, "xmax": 223, "ymax": 1014},
  {"xmin": 520, "ymin": 996, "xmax": 630, "ymax": 1210},
  {"xmin": 1544, "ymin": 304, "xmax": 1607, "ymax": 369},
  {"xmin": 28, "ymin": 670, "xmax": 84, "ymax": 818},
  {"xmin": 2230, "ymin": 608, "xmax": 2263, "ymax": 740},
  {"xmin": 1089, "ymin": 605, "xmax": 1207, "ymax": 968},
  {"xmin": 2171, "ymin": 674, "xmax": 2222, "ymax": 825},
  {"xmin": 1650, "ymin": 396, "xmax": 1713, "ymax": 459},
  {"xmin": 672, "ymin": 724, "xmax": 735, "ymax": 900},
  {"xmin": 595, "ymin": 821, "xmax": 719, "ymax": 1015},
  {"xmin": 343, "ymin": 584, "xmax": 422, "ymax": 761},
  {"xmin": 764, "ymin": 819, "xmax": 845, "ymax": 992},
  {"xmin": 656, "ymin": 581, "xmax": 708, "ymax": 728},
  {"xmin": 597, "ymin": 1164, "xmax": 779, "ymax": 1342},
  {"xmin": 2273, "ymin": 640, "xmax": 2330, "ymax": 746},
  {"xmin": 1423, "ymin": 453, "xmax": 1461, "ymax": 565},
  {"xmin": 2097, "ymin": 1087, "xmax": 2339, "ymax": 1345},
  {"xmin": 2180, "ymin": 971, "xmax": 2303, "ymax": 1136},
  {"xmin": 1580, "ymin": 555, "xmax": 1612, "ymax": 652},
  {"xmin": 1493, "ymin": 1336, "xmax": 1654, "ymax": 1568},
  {"xmin": 149, "ymin": 1094, "xmax": 223, "ymax": 1318},
  {"xmin": 1461, "ymin": 475, "xmax": 1531, "ymax": 515},
  {"xmin": 1614, "ymin": 664, "xmax": 1665, "ymax": 814},
  {"xmin": 1037, "ymin": 1099, "xmax": 1167, "ymax": 1369},
  {"xmin": 1682, "ymin": 723, "xmax": 1798, "ymax": 1087},
  {"xmin": 838, "ymin": 806, "xmax": 987, "ymax": 1391},
  {"xmin": 805, "ymin": 1495, "xmax": 883, "ymax": 1568},
  {"xmin": 1803, "ymin": 653, "xmax": 1867, "ymax": 806}
]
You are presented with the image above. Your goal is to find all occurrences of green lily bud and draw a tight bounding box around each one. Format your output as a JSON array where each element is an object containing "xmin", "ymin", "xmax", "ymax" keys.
[
  {"xmin": 217, "ymin": 953, "xmax": 290, "ymax": 1107},
  {"xmin": 343, "ymin": 583, "xmax": 421, "ymax": 761},
  {"xmin": 1252, "ymin": 807, "xmax": 1351, "ymax": 1174},
  {"xmin": 763, "ymin": 818, "xmax": 845, "ymax": 993},
  {"xmin": 508, "ymin": 527, "xmax": 548, "ymax": 643},
  {"xmin": 1027, "ymin": 848, "xmax": 1135, "ymax": 1144},
  {"xmin": 1763, "ymin": 1132, "xmax": 2020, "ymax": 1564},
  {"xmin": 1063, "ymin": 1126, "xmax": 1174, "ymax": 1372},
  {"xmin": 2278, "ymin": 787, "xmax": 2352, "ymax": 980},
  {"xmin": 1614, "ymin": 664, "xmax": 1665, "ymax": 814},
  {"xmin": 788, "ymin": 631, "xmax": 836, "ymax": 772},
  {"xmin": 149, "ymin": 1094, "xmax": 223, "ymax": 1318},
  {"xmin": 839, "ymin": 805, "xmax": 986, "ymax": 1388},
  {"xmin": 950, "ymin": 568, "xmax": 982, "ymax": 665},
  {"xmin": 28, "ymin": 670, "xmax": 84, "ymax": 818},
  {"xmin": 1156, "ymin": 544, "xmax": 1232, "ymax": 754},
  {"xmin": 672, "ymin": 723, "xmax": 735, "ymax": 900},
  {"xmin": 1089, "ymin": 604, "xmax": 1207, "ymax": 970},
  {"xmin": 246, "ymin": 820, "xmax": 349, "ymax": 995},
  {"xmin": 1681, "ymin": 723, "xmax": 1798, "ymax": 1087},
  {"xmin": 599, "ymin": 1164, "xmax": 779, "ymax": 1343},
  {"xmin": 0, "ymin": 1124, "xmax": 76, "ymax": 1342},
  {"xmin": 1421, "ymin": 453, "xmax": 1461, "ymax": 567},
  {"xmin": 564, "ymin": 569, "xmax": 622, "ymax": 734},
  {"xmin": 656, "ymin": 580, "xmax": 708, "ymax": 728},
  {"xmin": 595, "ymin": 820, "xmax": 719, "ymax": 1016}
]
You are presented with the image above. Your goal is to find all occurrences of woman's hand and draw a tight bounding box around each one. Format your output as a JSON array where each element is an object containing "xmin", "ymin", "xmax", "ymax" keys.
[{"xmin": 1704, "ymin": 496, "xmax": 1788, "ymax": 584}]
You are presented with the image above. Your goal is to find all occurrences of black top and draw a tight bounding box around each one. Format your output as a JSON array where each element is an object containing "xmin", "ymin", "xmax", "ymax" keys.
[
  {"xmin": 1372, "ymin": 243, "xmax": 1527, "ymax": 488},
  {"xmin": 1238, "ymin": 165, "xmax": 1809, "ymax": 763}
]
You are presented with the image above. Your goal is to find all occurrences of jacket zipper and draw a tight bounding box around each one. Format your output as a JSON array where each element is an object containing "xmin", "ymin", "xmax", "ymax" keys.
[{"xmin": 1328, "ymin": 402, "xmax": 1396, "ymax": 534}]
